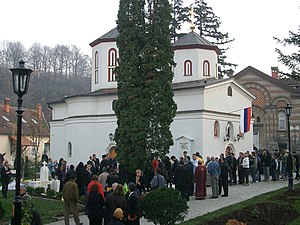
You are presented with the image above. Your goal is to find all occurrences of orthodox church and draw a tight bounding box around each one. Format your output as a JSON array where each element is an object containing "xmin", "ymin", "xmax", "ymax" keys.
[{"xmin": 49, "ymin": 27, "xmax": 255, "ymax": 165}]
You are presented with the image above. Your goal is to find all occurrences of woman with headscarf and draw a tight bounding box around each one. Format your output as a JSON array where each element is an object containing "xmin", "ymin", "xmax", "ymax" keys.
[{"xmin": 107, "ymin": 208, "xmax": 125, "ymax": 225}]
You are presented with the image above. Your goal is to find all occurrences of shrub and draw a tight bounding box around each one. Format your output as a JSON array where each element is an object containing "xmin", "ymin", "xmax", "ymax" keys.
[
  {"xmin": 0, "ymin": 200, "xmax": 5, "ymax": 220},
  {"xmin": 26, "ymin": 186, "xmax": 35, "ymax": 195},
  {"xmin": 79, "ymin": 195, "xmax": 86, "ymax": 205},
  {"xmin": 34, "ymin": 187, "xmax": 45, "ymax": 195},
  {"xmin": 56, "ymin": 192, "xmax": 63, "ymax": 200},
  {"xmin": 142, "ymin": 188, "xmax": 188, "ymax": 225},
  {"xmin": 46, "ymin": 189, "xmax": 56, "ymax": 198}
]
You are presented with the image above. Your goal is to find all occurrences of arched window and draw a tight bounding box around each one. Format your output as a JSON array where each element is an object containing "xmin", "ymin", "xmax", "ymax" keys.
[
  {"xmin": 108, "ymin": 48, "xmax": 117, "ymax": 82},
  {"xmin": 214, "ymin": 120, "xmax": 220, "ymax": 137},
  {"xmin": 184, "ymin": 60, "xmax": 192, "ymax": 76},
  {"xmin": 227, "ymin": 86, "xmax": 232, "ymax": 96},
  {"xmin": 278, "ymin": 111, "xmax": 286, "ymax": 130},
  {"xmin": 94, "ymin": 51, "xmax": 99, "ymax": 84},
  {"xmin": 225, "ymin": 122, "xmax": 234, "ymax": 140},
  {"xmin": 203, "ymin": 60, "xmax": 210, "ymax": 76},
  {"xmin": 67, "ymin": 142, "xmax": 72, "ymax": 157},
  {"xmin": 95, "ymin": 51, "xmax": 99, "ymax": 69},
  {"xmin": 256, "ymin": 116, "xmax": 261, "ymax": 123}
]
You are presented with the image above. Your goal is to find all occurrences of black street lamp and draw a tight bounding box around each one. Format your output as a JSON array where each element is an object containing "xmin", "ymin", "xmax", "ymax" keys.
[
  {"xmin": 10, "ymin": 60, "xmax": 33, "ymax": 225},
  {"xmin": 284, "ymin": 104, "xmax": 293, "ymax": 192},
  {"xmin": 109, "ymin": 133, "xmax": 114, "ymax": 142}
]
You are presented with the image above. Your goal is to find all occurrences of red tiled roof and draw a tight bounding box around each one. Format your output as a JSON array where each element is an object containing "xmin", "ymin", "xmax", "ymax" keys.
[
  {"xmin": 9, "ymin": 136, "xmax": 34, "ymax": 146},
  {"xmin": 0, "ymin": 103, "xmax": 51, "ymax": 138}
]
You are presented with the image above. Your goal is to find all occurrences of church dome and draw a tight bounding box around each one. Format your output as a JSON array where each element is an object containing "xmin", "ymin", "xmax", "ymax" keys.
[
  {"xmin": 173, "ymin": 31, "xmax": 221, "ymax": 55},
  {"xmin": 90, "ymin": 27, "xmax": 119, "ymax": 47}
]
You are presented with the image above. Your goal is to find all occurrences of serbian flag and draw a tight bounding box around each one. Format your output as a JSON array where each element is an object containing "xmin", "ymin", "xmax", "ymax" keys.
[{"xmin": 240, "ymin": 107, "xmax": 251, "ymax": 133}]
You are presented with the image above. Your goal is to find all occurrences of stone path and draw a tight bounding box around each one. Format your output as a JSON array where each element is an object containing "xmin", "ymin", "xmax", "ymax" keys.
[{"xmin": 47, "ymin": 179, "xmax": 300, "ymax": 225}]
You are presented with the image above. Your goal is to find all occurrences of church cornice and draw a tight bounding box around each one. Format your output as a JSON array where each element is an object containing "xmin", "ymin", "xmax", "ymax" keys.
[{"xmin": 173, "ymin": 44, "xmax": 221, "ymax": 55}]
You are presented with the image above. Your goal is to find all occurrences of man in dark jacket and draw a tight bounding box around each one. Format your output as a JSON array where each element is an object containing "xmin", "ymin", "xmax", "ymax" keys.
[
  {"xmin": 63, "ymin": 174, "xmax": 82, "ymax": 225},
  {"xmin": 219, "ymin": 157, "xmax": 229, "ymax": 197},
  {"xmin": 1, "ymin": 160, "xmax": 11, "ymax": 198},
  {"xmin": 126, "ymin": 182, "xmax": 141, "ymax": 225},
  {"xmin": 174, "ymin": 159, "xmax": 190, "ymax": 201},
  {"xmin": 262, "ymin": 149, "xmax": 272, "ymax": 181}
]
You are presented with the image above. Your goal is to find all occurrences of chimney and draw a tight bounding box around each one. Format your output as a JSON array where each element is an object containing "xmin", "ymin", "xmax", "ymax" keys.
[
  {"xmin": 36, "ymin": 104, "xmax": 42, "ymax": 119},
  {"xmin": 271, "ymin": 67, "xmax": 279, "ymax": 79},
  {"xmin": 4, "ymin": 98, "xmax": 10, "ymax": 113}
]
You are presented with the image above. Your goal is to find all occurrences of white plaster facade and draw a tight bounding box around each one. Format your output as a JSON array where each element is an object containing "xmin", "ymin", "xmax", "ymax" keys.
[{"xmin": 49, "ymin": 28, "xmax": 255, "ymax": 165}]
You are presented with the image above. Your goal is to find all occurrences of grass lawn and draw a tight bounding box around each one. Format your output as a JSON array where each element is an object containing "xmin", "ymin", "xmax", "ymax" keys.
[
  {"xmin": 180, "ymin": 183, "xmax": 300, "ymax": 225},
  {"xmin": 0, "ymin": 190, "xmax": 64, "ymax": 224}
]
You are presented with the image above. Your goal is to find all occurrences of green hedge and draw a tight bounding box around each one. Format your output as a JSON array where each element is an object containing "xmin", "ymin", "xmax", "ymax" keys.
[{"xmin": 142, "ymin": 188, "xmax": 189, "ymax": 225}]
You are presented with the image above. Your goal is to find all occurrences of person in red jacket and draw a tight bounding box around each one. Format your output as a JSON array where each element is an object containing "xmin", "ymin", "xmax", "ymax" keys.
[
  {"xmin": 87, "ymin": 174, "xmax": 105, "ymax": 199},
  {"xmin": 152, "ymin": 156, "xmax": 159, "ymax": 174}
]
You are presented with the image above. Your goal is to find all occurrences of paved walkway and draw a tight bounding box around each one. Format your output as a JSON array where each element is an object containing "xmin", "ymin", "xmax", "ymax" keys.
[{"xmin": 47, "ymin": 179, "xmax": 300, "ymax": 225}]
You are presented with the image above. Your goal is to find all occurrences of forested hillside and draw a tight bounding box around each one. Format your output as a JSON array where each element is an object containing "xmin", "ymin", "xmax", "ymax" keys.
[{"xmin": 0, "ymin": 41, "xmax": 91, "ymax": 109}]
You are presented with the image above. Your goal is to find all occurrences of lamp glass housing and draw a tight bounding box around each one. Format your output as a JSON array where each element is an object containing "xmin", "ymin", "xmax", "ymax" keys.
[
  {"xmin": 109, "ymin": 133, "xmax": 114, "ymax": 141},
  {"xmin": 10, "ymin": 60, "xmax": 33, "ymax": 96},
  {"xmin": 284, "ymin": 105, "xmax": 292, "ymax": 117}
]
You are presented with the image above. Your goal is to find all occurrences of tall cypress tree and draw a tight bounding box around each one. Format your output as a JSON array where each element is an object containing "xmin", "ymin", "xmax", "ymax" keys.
[
  {"xmin": 142, "ymin": 0, "xmax": 177, "ymax": 159},
  {"xmin": 115, "ymin": 0, "xmax": 176, "ymax": 172},
  {"xmin": 114, "ymin": 0, "xmax": 148, "ymax": 172}
]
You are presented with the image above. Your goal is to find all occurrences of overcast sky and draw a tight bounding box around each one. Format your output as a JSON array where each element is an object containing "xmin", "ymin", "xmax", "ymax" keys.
[{"xmin": 1, "ymin": 0, "xmax": 299, "ymax": 76}]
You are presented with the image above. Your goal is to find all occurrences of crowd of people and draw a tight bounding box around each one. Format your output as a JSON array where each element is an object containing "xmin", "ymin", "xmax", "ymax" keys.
[
  {"xmin": 40, "ymin": 148, "xmax": 300, "ymax": 225},
  {"xmin": 1, "ymin": 148, "xmax": 300, "ymax": 225}
]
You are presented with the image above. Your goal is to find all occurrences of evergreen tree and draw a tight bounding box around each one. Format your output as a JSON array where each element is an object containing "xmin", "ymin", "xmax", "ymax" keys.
[
  {"xmin": 115, "ymin": 0, "xmax": 176, "ymax": 172},
  {"xmin": 170, "ymin": 0, "xmax": 186, "ymax": 42},
  {"xmin": 114, "ymin": 0, "xmax": 148, "ymax": 172},
  {"xmin": 274, "ymin": 27, "xmax": 300, "ymax": 80},
  {"xmin": 142, "ymin": 0, "xmax": 177, "ymax": 159},
  {"xmin": 186, "ymin": 0, "xmax": 236, "ymax": 78}
]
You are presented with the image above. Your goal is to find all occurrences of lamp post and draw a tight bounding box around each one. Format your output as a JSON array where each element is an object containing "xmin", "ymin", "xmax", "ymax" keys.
[
  {"xmin": 284, "ymin": 104, "xmax": 293, "ymax": 192},
  {"xmin": 10, "ymin": 60, "xmax": 33, "ymax": 225}
]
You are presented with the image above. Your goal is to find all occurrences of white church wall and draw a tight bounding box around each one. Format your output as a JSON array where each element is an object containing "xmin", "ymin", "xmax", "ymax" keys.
[
  {"xmin": 169, "ymin": 113, "xmax": 203, "ymax": 158},
  {"xmin": 96, "ymin": 96, "xmax": 116, "ymax": 115},
  {"xmin": 50, "ymin": 116, "xmax": 117, "ymax": 165},
  {"xmin": 50, "ymin": 121, "xmax": 67, "ymax": 160},
  {"xmin": 173, "ymin": 49, "xmax": 200, "ymax": 83},
  {"xmin": 66, "ymin": 97, "xmax": 99, "ymax": 117},
  {"xmin": 92, "ymin": 42, "xmax": 118, "ymax": 92},
  {"xmin": 204, "ymin": 83, "xmax": 252, "ymax": 114},
  {"xmin": 173, "ymin": 48, "xmax": 217, "ymax": 84},
  {"xmin": 174, "ymin": 88, "xmax": 204, "ymax": 111},
  {"xmin": 51, "ymin": 104, "xmax": 67, "ymax": 120},
  {"xmin": 196, "ymin": 49, "xmax": 218, "ymax": 79}
]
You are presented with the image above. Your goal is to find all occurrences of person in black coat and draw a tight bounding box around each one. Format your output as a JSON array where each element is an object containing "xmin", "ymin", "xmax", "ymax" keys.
[
  {"xmin": 185, "ymin": 156, "xmax": 194, "ymax": 196},
  {"xmin": 1, "ymin": 161, "xmax": 11, "ymax": 198},
  {"xmin": 106, "ymin": 167, "xmax": 119, "ymax": 192},
  {"xmin": 262, "ymin": 149, "xmax": 272, "ymax": 181},
  {"xmin": 75, "ymin": 162, "xmax": 86, "ymax": 196},
  {"xmin": 126, "ymin": 183, "xmax": 140, "ymax": 225},
  {"xmin": 86, "ymin": 183, "xmax": 105, "ymax": 225},
  {"xmin": 105, "ymin": 184, "xmax": 127, "ymax": 225},
  {"xmin": 174, "ymin": 159, "xmax": 190, "ymax": 201},
  {"xmin": 231, "ymin": 153, "xmax": 237, "ymax": 185},
  {"xmin": 219, "ymin": 157, "xmax": 229, "ymax": 197},
  {"xmin": 65, "ymin": 164, "xmax": 77, "ymax": 184}
]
